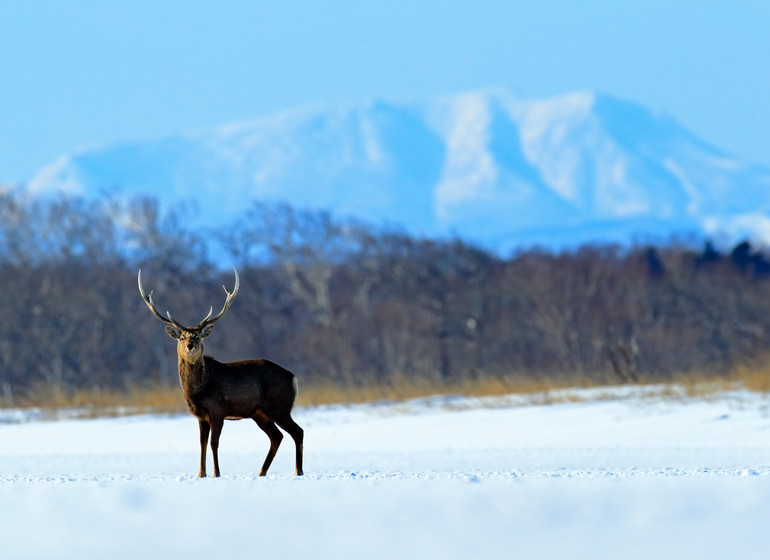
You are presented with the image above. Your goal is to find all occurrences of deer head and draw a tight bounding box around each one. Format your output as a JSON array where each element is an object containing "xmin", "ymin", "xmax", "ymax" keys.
[{"xmin": 138, "ymin": 268, "xmax": 240, "ymax": 362}]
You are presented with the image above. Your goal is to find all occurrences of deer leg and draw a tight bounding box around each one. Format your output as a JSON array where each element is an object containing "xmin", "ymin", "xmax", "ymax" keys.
[
  {"xmin": 254, "ymin": 413, "xmax": 283, "ymax": 476},
  {"xmin": 275, "ymin": 414, "xmax": 304, "ymax": 476},
  {"xmin": 198, "ymin": 419, "xmax": 210, "ymax": 478},
  {"xmin": 210, "ymin": 417, "xmax": 224, "ymax": 478}
]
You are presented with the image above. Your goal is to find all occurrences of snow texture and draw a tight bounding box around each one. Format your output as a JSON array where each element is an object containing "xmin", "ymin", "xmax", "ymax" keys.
[{"xmin": 2, "ymin": 388, "xmax": 770, "ymax": 559}]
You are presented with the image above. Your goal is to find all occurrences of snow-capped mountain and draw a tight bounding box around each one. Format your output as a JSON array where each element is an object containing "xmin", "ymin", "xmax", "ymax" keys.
[{"xmin": 25, "ymin": 89, "xmax": 770, "ymax": 251}]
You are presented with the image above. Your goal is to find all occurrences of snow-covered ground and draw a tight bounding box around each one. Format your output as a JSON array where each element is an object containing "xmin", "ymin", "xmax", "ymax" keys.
[{"xmin": 2, "ymin": 387, "xmax": 770, "ymax": 559}]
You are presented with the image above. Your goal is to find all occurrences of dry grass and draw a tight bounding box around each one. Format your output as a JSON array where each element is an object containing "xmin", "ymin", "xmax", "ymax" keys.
[
  {"xmin": 5, "ymin": 364, "xmax": 770, "ymax": 419},
  {"xmin": 730, "ymin": 362, "xmax": 770, "ymax": 394},
  {"xmin": 3, "ymin": 373, "xmax": 597, "ymax": 419},
  {"xmin": 15, "ymin": 384, "xmax": 187, "ymax": 418},
  {"xmin": 295, "ymin": 373, "xmax": 592, "ymax": 407}
]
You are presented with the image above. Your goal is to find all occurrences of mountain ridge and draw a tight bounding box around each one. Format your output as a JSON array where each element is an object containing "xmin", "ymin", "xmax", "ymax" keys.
[{"xmin": 25, "ymin": 89, "xmax": 770, "ymax": 251}]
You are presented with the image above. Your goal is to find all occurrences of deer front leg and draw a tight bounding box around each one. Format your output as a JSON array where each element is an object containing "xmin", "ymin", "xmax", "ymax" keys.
[
  {"xmin": 210, "ymin": 417, "xmax": 224, "ymax": 478},
  {"xmin": 198, "ymin": 419, "xmax": 210, "ymax": 478}
]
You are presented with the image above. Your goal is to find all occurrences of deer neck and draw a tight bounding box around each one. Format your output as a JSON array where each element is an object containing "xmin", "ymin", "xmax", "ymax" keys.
[{"xmin": 177, "ymin": 351, "xmax": 210, "ymax": 396}]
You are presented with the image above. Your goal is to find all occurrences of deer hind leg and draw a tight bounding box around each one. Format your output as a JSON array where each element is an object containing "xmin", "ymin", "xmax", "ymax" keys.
[
  {"xmin": 209, "ymin": 417, "xmax": 224, "ymax": 478},
  {"xmin": 275, "ymin": 414, "xmax": 304, "ymax": 476},
  {"xmin": 254, "ymin": 412, "xmax": 283, "ymax": 476},
  {"xmin": 198, "ymin": 419, "xmax": 210, "ymax": 478}
]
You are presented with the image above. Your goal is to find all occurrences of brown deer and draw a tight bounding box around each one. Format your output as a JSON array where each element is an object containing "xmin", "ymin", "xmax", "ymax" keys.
[{"xmin": 137, "ymin": 268, "xmax": 303, "ymax": 478}]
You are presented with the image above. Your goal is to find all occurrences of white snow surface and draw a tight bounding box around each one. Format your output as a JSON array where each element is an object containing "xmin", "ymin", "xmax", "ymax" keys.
[{"xmin": 2, "ymin": 387, "xmax": 770, "ymax": 559}]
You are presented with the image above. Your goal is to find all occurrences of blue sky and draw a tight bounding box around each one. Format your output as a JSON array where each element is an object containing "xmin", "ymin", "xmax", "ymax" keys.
[{"xmin": 2, "ymin": 1, "xmax": 770, "ymax": 182}]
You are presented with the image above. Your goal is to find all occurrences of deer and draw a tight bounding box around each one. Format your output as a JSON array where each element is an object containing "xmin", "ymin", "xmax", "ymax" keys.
[{"xmin": 137, "ymin": 268, "xmax": 303, "ymax": 478}]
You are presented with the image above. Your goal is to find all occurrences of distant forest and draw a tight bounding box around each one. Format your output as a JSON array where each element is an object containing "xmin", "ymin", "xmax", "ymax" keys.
[{"xmin": 2, "ymin": 188, "xmax": 770, "ymax": 402}]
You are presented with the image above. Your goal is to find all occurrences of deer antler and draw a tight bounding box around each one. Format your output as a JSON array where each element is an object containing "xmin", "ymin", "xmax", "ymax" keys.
[
  {"xmin": 138, "ymin": 268, "xmax": 239, "ymax": 331},
  {"xmin": 137, "ymin": 269, "xmax": 187, "ymax": 332},
  {"xmin": 196, "ymin": 267, "xmax": 239, "ymax": 329}
]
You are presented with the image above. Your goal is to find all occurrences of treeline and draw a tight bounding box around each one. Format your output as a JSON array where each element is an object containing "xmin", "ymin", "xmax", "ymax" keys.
[{"xmin": 2, "ymin": 188, "xmax": 770, "ymax": 402}]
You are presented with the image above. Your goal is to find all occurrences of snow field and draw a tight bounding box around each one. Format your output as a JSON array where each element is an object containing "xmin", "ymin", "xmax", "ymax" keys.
[{"xmin": 2, "ymin": 389, "xmax": 770, "ymax": 559}]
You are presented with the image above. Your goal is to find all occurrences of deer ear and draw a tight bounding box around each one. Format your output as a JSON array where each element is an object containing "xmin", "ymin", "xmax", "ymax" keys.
[
  {"xmin": 165, "ymin": 326, "xmax": 183, "ymax": 339},
  {"xmin": 201, "ymin": 324, "xmax": 215, "ymax": 338}
]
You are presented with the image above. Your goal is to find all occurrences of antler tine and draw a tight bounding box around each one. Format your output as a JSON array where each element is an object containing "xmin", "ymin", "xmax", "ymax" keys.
[
  {"xmin": 197, "ymin": 267, "xmax": 240, "ymax": 329},
  {"xmin": 198, "ymin": 307, "xmax": 214, "ymax": 324},
  {"xmin": 138, "ymin": 269, "xmax": 186, "ymax": 331}
]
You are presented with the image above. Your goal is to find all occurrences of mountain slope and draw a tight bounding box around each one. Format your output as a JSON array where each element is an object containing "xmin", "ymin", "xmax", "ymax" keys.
[{"xmin": 26, "ymin": 89, "xmax": 770, "ymax": 250}]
